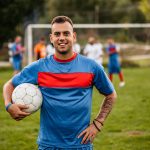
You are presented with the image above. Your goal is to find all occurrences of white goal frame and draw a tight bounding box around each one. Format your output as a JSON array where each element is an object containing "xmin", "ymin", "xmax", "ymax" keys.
[{"xmin": 25, "ymin": 23, "xmax": 150, "ymax": 64}]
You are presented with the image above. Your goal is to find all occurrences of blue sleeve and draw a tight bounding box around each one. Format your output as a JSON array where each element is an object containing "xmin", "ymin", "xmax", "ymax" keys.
[
  {"xmin": 11, "ymin": 44, "xmax": 16, "ymax": 53},
  {"xmin": 93, "ymin": 63, "xmax": 115, "ymax": 95},
  {"xmin": 12, "ymin": 61, "xmax": 39, "ymax": 87}
]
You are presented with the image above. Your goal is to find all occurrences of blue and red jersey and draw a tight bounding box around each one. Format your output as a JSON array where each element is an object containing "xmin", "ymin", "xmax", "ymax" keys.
[
  {"xmin": 12, "ymin": 53, "xmax": 114, "ymax": 148},
  {"xmin": 11, "ymin": 43, "xmax": 23, "ymax": 60},
  {"xmin": 106, "ymin": 44, "xmax": 121, "ymax": 74},
  {"xmin": 11, "ymin": 43, "xmax": 23, "ymax": 70}
]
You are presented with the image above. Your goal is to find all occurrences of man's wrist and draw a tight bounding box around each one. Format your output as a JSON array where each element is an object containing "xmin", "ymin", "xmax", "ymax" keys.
[
  {"xmin": 5, "ymin": 102, "xmax": 12, "ymax": 111},
  {"xmin": 94, "ymin": 118, "xmax": 104, "ymax": 126}
]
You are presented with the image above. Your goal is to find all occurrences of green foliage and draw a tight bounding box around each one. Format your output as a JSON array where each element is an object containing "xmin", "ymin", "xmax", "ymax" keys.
[
  {"xmin": 139, "ymin": 0, "xmax": 150, "ymax": 21},
  {"xmin": 0, "ymin": 0, "xmax": 45, "ymax": 47},
  {"xmin": 0, "ymin": 67, "xmax": 150, "ymax": 149},
  {"xmin": 0, "ymin": 0, "xmax": 149, "ymax": 48},
  {"xmin": 43, "ymin": 0, "xmax": 147, "ymax": 24}
]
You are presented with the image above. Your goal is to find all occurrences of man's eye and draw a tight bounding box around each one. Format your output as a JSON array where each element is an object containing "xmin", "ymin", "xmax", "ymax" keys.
[
  {"xmin": 64, "ymin": 32, "xmax": 70, "ymax": 36},
  {"xmin": 54, "ymin": 33, "xmax": 60, "ymax": 36}
]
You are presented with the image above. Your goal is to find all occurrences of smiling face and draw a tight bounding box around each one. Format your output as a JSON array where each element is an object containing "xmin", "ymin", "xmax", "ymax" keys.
[{"xmin": 50, "ymin": 21, "xmax": 76, "ymax": 55}]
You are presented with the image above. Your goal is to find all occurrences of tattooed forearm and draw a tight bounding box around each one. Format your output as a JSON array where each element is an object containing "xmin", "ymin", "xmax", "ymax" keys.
[{"xmin": 96, "ymin": 92, "xmax": 116, "ymax": 123}]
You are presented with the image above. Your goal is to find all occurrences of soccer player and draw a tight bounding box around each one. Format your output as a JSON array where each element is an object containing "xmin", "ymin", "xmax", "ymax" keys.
[
  {"xmin": 46, "ymin": 43, "xmax": 55, "ymax": 56},
  {"xmin": 106, "ymin": 37, "xmax": 125, "ymax": 87},
  {"xmin": 10, "ymin": 36, "xmax": 25, "ymax": 75},
  {"xmin": 3, "ymin": 16, "xmax": 117, "ymax": 149},
  {"xmin": 34, "ymin": 37, "xmax": 47, "ymax": 60},
  {"xmin": 83, "ymin": 36, "xmax": 103, "ymax": 65},
  {"xmin": 73, "ymin": 39, "xmax": 81, "ymax": 53}
]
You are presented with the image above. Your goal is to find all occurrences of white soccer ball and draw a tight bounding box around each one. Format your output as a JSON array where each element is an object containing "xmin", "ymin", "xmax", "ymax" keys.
[{"xmin": 12, "ymin": 83, "xmax": 43, "ymax": 113}]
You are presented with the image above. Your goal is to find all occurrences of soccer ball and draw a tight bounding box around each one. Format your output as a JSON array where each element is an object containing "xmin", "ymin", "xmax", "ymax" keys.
[{"xmin": 12, "ymin": 83, "xmax": 43, "ymax": 113}]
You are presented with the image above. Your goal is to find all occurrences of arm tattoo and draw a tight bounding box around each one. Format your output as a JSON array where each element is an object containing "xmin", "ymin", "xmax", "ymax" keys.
[{"xmin": 96, "ymin": 96, "xmax": 115, "ymax": 123}]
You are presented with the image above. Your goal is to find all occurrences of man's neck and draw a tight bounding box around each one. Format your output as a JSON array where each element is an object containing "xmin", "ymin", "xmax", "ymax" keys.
[{"xmin": 54, "ymin": 51, "xmax": 74, "ymax": 60}]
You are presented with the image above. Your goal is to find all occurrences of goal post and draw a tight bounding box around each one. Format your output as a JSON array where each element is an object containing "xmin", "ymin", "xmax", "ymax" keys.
[{"xmin": 25, "ymin": 23, "xmax": 150, "ymax": 64}]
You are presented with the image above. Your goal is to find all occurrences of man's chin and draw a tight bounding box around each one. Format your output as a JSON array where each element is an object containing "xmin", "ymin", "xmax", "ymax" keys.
[{"xmin": 56, "ymin": 49, "xmax": 70, "ymax": 55}]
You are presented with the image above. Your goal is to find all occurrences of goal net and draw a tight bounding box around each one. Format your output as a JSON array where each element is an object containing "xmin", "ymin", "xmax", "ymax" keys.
[{"xmin": 25, "ymin": 23, "xmax": 150, "ymax": 65}]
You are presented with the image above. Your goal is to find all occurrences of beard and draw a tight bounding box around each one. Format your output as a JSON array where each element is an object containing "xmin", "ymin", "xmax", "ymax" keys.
[
  {"xmin": 55, "ymin": 45, "xmax": 72, "ymax": 55},
  {"xmin": 55, "ymin": 49, "xmax": 69, "ymax": 54}
]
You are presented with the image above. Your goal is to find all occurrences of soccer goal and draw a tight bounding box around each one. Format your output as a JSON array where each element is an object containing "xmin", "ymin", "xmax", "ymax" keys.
[{"xmin": 25, "ymin": 23, "xmax": 150, "ymax": 64}]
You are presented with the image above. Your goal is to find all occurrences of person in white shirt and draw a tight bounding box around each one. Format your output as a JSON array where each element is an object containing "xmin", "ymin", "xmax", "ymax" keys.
[
  {"xmin": 46, "ymin": 43, "xmax": 55, "ymax": 56},
  {"xmin": 83, "ymin": 37, "xmax": 103, "ymax": 65},
  {"xmin": 73, "ymin": 41, "xmax": 81, "ymax": 53}
]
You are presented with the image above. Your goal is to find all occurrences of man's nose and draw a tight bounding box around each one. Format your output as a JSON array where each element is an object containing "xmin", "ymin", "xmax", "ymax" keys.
[{"xmin": 59, "ymin": 34, "xmax": 65, "ymax": 40}]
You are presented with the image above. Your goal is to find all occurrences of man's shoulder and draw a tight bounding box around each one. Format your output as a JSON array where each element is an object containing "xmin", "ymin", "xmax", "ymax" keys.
[{"xmin": 11, "ymin": 43, "xmax": 16, "ymax": 49}]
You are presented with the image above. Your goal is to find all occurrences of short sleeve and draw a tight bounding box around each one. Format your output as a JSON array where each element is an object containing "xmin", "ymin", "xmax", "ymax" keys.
[
  {"xmin": 11, "ymin": 44, "xmax": 16, "ymax": 54},
  {"xmin": 93, "ymin": 63, "xmax": 115, "ymax": 95},
  {"xmin": 12, "ymin": 61, "xmax": 39, "ymax": 87}
]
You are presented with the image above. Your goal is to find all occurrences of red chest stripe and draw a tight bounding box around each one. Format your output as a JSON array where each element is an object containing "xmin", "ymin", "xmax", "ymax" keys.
[
  {"xmin": 110, "ymin": 47, "xmax": 116, "ymax": 52},
  {"xmin": 38, "ymin": 72, "xmax": 94, "ymax": 88}
]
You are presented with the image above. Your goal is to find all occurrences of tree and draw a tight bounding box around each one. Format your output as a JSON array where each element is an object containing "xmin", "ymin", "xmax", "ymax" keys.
[
  {"xmin": 0, "ymin": 0, "xmax": 45, "ymax": 47},
  {"xmin": 139, "ymin": 0, "xmax": 150, "ymax": 22}
]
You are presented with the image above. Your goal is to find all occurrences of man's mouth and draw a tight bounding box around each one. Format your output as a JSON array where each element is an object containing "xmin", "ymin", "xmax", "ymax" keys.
[
  {"xmin": 58, "ymin": 43, "xmax": 67, "ymax": 46},
  {"xmin": 59, "ymin": 43, "xmax": 66, "ymax": 46}
]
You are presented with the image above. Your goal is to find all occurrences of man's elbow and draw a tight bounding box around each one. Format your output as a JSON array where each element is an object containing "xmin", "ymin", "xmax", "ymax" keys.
[
  {"xmin": 112, "ymin": 91, "xmax": 117, "ymax": 103},
  {"xmin": 3, "ymin": 79, "xmax": 13, "ymax": 90}
]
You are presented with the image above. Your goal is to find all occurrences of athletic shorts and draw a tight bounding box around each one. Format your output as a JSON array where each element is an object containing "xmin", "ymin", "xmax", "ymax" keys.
[
  {"xmin": 38, "ymin": 145, "xmax": 93, "ymax": 150},
  {"xmin": 12, "ymin": 59, "xmax": 22, "ymax": 71}
]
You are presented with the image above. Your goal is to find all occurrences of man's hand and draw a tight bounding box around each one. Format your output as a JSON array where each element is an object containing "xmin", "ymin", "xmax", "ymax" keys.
[
  {"xmin": 78, "ymin": 123, "xmax": 102, "ymax": 144},
  {"xmin": 7, "ymin": 104, "xmax": 30, "ymax": 121},
  {"xmin": 21, "ymin": 46, "xmax": 26, "ymax": 52}
]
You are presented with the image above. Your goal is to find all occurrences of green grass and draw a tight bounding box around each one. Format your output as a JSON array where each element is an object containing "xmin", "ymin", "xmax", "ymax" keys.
[{"xmin": 0, "ymin": 67, "xmax": 150, "ymax": 150}]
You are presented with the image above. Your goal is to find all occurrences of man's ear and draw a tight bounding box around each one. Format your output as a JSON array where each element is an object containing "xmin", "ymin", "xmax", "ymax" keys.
[{"xmin": 73, "ymin": 32, "xmax": 77, "ymax": 43}]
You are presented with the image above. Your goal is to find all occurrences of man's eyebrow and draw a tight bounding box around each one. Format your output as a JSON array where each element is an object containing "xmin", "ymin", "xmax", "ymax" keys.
[
  {"xmin": 53, "ymin": 31, "xmax": 60, "ymax": 35},
  {"xmin": 63, "ymin": 31, "xmax": 70, "ymax": 33}
]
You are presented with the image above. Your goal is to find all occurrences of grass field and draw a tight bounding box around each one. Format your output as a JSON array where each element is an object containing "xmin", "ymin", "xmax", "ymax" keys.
[{"xmin": 0, "ymin": 67, "xmax": 150, "ymax": 150}]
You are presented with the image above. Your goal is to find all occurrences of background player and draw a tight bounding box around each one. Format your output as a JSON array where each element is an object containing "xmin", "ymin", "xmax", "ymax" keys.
[
  {"xmin": 83, "ymin": 36, "xmax": 103, "ymax": 65},
  {"xmin": 73, "ymin": 39, "xmax": 81, "ymax": 53},
  {"xmin": 10, "ymin": 36, "xmax": 25, "ymax": 75},
  {"xmin": 34, "ymin": 37, "xmax": 47, "ymax": 60},
  {"xmin": 106, "ymin": 37, "xmax": 125, "ymax": 87}
]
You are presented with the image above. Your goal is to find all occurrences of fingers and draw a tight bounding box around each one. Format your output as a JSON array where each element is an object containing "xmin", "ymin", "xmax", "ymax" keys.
[
  {"xmin": 78, "ymin": 129, "xmax": 87, "ymax": 139},
  {"xmin": 17, "ymin": 104, "xmax": 29, "ymax": 109},
  {"xmin": 19, "ymin": 111, "xmax": 30, "ymax": 116},
  {"xmin": 15, "ymin": 117, "xmax": 24, "ymax": 121},
  {"xmin": 78, "ymin": 124, "xmax": 99, "ymax": 144},
  {"xmin": 11, "ymin": 111, "xmax": 30, "ymax": 121},
  {"xmin": 81, "ymin": 131, "xmax": 89, "ymax": 144},
  {"xmin": 90, "ymin": 135, "xmax": 95, "ymax": 143}
]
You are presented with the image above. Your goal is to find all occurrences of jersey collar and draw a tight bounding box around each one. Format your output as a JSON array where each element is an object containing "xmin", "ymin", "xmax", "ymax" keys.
[{"xmin": 53, "ymin": 52, "xmax": 77, "ymax": 63}]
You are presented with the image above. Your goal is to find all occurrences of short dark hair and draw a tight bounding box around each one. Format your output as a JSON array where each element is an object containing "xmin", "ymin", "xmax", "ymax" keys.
[
  {"xmin": 40, "ymin": 37, "xmax": 45, "ymax": 41},
  {"xmin": 51, "ymin": 16, "xmax": 73, "ymax": 27}
]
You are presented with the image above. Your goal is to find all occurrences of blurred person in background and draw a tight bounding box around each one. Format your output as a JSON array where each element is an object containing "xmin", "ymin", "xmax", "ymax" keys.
[
  {"xmin": 8, "ymin": 39, "xmax": 13, "ymax": 64},
  {"xmin": 83, "ymin": 36, "xmax": 103, "ymax": 65},
  {"xmin": 73, "ymin": 39, "xmax": 81, "ymax": 53},
  {"xmin": 46, "ymin": 42, "xmax": 55, "ymax": 56},
  {"xmin": 11, "ymin": 36, "xmax": 25, "ymax": 75},
  {"xmin": 34, "ymin": 37, "xmax": 47, "ymax": 60},
  {"xmin": 106, "ymin": 37, "xmax": 125, "ymax": 87}
]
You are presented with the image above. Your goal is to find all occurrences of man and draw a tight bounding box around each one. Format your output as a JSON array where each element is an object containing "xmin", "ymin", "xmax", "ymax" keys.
[
  {"xmin": 3, "ymin": 16, "xmax": 117, "ymax": 149},
  {"xmin": 10, "ymin": 36, "xmax": 25, "ymax": 75},
  {"xmin": 73, "ymin": 39, "xmax": 81, "ymax": 53},
  {"xmin": 106, "ymin": 37, "xmax": 125, "ymax": 87},
  {"xmin": 46, "ymin": 43, "xmax": 55, "ymax": 56},
  {"xmin": 34, "ymin": 37, "xmax": 47, "ymax": 60},
  {"xmin": 83, "ymin": 36, "xmax": 103, "ymax": 65}
]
